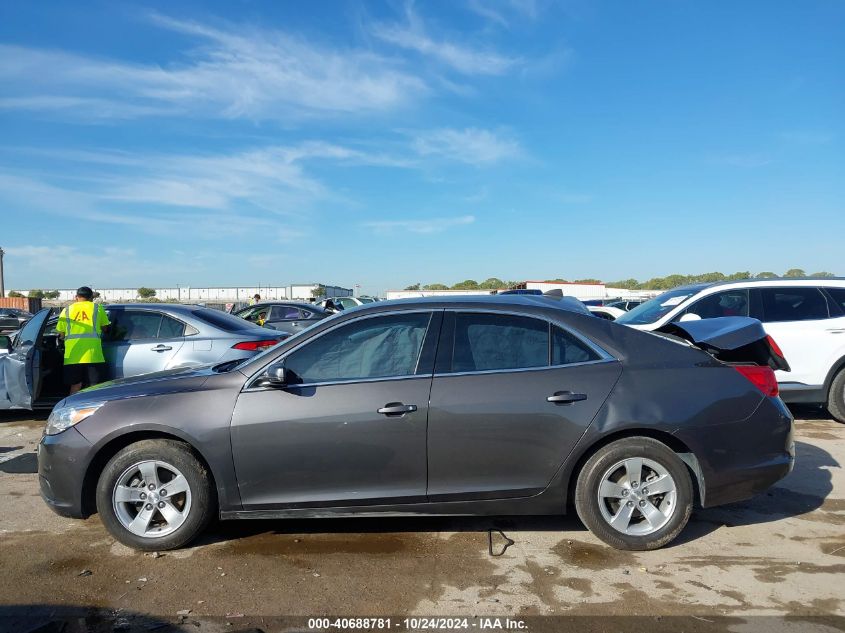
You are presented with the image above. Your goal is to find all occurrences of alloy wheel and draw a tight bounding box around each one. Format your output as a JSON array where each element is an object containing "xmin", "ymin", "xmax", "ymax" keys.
[
  {"xmin": 596, "ymin": 457, "xmax": 677, "ymax": 536},
  {"xmin": 112, "ymin": 460, "xmax": 192, "ymax": 538}
]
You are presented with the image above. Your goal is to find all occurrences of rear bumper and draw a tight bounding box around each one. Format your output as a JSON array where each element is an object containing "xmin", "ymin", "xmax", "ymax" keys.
[
  {"xmin": 675, "ymin": 396, "xmax": 794, "ymax": 508},
  {"xmin": 778, "ymin": 383, "xmax": 825, "ymax": 405},
  {"xmin": 38, "ymin": 427, "xmax": 92, "ymax": 519}
]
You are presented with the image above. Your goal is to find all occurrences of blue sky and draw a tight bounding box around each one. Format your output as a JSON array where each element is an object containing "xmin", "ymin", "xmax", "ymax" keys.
[{"xmin": 0, "ymin": 0, "xmax": 842, "ymax": 295}]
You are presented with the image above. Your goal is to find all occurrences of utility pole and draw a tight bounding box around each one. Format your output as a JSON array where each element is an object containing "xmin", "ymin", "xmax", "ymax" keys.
[{"xmin": 0, "ymin": 246, "xmax": 5, "ymax": 298}]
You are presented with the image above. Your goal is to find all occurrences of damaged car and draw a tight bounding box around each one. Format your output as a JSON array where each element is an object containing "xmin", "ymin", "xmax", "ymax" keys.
[
  {"xmin": 38, "ymin": 295, "xmax": 793, "ymax": 551},
  {"xmin": 1, "ymin": 305, "xmax": 287, "ymax": 411}
]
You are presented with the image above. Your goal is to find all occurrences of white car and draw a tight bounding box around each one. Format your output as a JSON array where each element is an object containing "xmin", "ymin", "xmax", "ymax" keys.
[
  {"xmin": 587, "ymin": 305, "xmax": 626, "ymax": 321},
  {"xmin": 616, "ymin": 278, "xmax": 845, "ymax": 422}
]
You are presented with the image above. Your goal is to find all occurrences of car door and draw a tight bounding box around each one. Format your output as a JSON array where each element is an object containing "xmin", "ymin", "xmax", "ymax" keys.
[
  {"xmin": 427, "ymin": 311, "xmax": 622, "ymax": 500},
  {"xmin": 103, "ymin": 309, "xmax": 185, "ymax": 378},
  {"xmin": 0, "ymin": 309, "xmax": 51, "ymax": 410},
  {"xmin": 756, "ymin": 287, "xmax": 839, "ymax": 387},
  {"xmin": 230, "ymin": 310, "xmax": 441, "ymax": 509}
]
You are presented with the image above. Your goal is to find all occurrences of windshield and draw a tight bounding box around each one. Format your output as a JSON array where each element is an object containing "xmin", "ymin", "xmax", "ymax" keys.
[
  {"xmin": 191, "ymin": 308, "xmax": 260, "ymax": 332},
  {"xmin": 615, "ymin": 288, "xmax": 698, "ymax": 325}
]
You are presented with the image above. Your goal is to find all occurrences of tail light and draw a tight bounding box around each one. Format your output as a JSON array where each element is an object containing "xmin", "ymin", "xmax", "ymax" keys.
[
  {"xmin": 232, "ymin": 339, "xmax": 280, "ymax": 351},
  {"xmin": 766, "ymin": 335, "xmax": 785, "ymax": 361},
  {"xmin": 734, "ymin": 365, "xmax": 779, "ymax": 397}
]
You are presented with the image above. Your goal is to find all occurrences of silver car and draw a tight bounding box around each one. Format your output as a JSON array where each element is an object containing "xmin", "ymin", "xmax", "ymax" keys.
[{"xmin": 0, "ymin": 304, "xmax": 287, "ymax": 411}]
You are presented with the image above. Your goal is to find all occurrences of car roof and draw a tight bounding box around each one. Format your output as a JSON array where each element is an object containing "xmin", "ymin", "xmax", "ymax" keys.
[
  {"xmin": 351, "ymin": 294, "xmax": 591, "ymax": 315},
  {"xmin": 666, "ymin": 277, "xmax": 845, "ymax": 294}
]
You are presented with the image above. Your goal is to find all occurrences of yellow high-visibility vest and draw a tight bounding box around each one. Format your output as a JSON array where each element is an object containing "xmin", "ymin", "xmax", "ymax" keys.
[{"xmin": 56, "ymin": 301, "xmax": 110, "ymax": 365}]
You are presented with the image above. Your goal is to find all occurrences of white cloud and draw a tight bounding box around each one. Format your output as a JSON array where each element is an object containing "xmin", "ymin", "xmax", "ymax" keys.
[
  {"xmin": 363, "ymin": 215, "xmax": 475, "ymax": 234},
  {"xmin": 0, "ymin": 15, "xmax": 427, "ymax": 120},
  {"xmin": 412, "ymin": 128, "xmax": 522, "ymax": 165},
  {"xmin": 467, "ymin": 0, "xmax": 540, "ymax": 26},
  {"xmin": 371, "ymin": 8, "xmax": 518, "ymax": 75}
]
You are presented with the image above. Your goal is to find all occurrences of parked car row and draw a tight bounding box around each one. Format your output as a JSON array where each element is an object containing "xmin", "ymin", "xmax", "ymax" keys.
[
  {"xmin": 0, "ymin": 307, "xmax": 32, "ymax": 333},
  {"xmin": 0, "ymin": 304, "xmax": 287, "ymax": 411},
  {"xmin": 616, "ymin": 278, "xmax": 845, "ymax": 422}
]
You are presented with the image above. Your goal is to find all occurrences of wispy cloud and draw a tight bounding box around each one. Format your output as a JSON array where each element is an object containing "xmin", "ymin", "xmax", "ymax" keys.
[
  {"xmin": 467, "ymin": 0, "xmax": 540, "ymax": 27},
  {"xmin": 363, "ymin": 214, "xmax": 475, "ymax": 234},
  {"xmin": 412, "ymin": 128, "xmax": 522, "ymax": 165},
  {"xmin": 712, "ymin": 153, "xmax": 773, "ymax": 168},
  {"xmin": 371, "ymin": 6, "xmax": 519, "ymax": 75},
  {"xmin": 0, "ymin": 14, "xmax": 426, "ymax": 121}
]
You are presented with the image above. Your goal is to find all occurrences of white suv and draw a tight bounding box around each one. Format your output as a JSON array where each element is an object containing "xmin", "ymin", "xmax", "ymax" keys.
[{"xmin": 616, "ymin": 278, "xmax": 845, "ymax": 422}]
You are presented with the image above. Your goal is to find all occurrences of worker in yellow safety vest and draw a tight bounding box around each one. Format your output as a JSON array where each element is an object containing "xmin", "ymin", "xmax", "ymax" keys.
[
  {"xmin": 249, "ymin": 294, "xmax": 261, "ymax": 306},
  {"xmin": 55, "ymin": 286, "xmax": 110, "ymax": 395}
]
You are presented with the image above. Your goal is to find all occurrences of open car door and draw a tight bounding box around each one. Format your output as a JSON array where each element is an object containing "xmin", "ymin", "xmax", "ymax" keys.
[{"xmin": 0, "ymin": 309, "xmax": 52, "ymax": 410}]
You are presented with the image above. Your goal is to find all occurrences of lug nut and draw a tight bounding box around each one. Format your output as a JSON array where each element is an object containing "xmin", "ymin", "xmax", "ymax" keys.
[
  {"xmin": 626, "ymin": 501, "xmax": 634, "ymax": 507},
  {"xmin": 642, "ymin": 488, "xmax": 649, "ymax": 494},
  {"xmin": 160, "ymin": 489, "xmax": 167, "ymax": 497},
  {"xmin": 145, "ymin": 504, "xmax": 153, "ymax": 511},
  {"xmin": 639, "ymin": 500, "xmax": 646, "ymax": 507},
  {"xmin": 158, "ymin": 501, "xmax": 165, "ymax": 508},
  {"xmin": 632, "ymin": 481, "xmax": 639, "ymax": 488},
  {"xmin": 621, "ymin": 490, "xmax": 628, "ymax": 497},
  {"xmin": 140, "ymin": 492, "xmax": 147, "ymax": 500},
  {"xmin": 148, "ymin": 483, "xmax": 156, "ymax": 490}
]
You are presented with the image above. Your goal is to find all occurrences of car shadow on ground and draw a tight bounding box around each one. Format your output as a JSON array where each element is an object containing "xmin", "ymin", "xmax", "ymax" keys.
[
  {"xmin": 0, "ymin": 410, "xmax": 49, "ymax": 424},
  {"xmin": 196, "ymin": 437, "xmax": 839, "ymax": 552}
]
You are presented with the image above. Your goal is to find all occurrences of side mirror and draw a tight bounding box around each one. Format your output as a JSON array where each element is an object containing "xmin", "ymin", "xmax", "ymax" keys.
[
  {"xmin": 679, "ymin": 313, "xmax": 702, "ymax": 323},
  {"xmin": 256, "ymin": 363, "xmax": 288, "ymax": 388}
]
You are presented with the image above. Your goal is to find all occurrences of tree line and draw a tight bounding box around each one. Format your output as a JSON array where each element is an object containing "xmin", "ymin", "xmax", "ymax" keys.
[{"xmin": 405, "ymin": 269, "xmax": 837, "ymax": 292}]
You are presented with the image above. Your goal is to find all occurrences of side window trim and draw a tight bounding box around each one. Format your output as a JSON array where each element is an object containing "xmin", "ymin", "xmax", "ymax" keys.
[{"xmin": 244, "ymin": 309, "xmax": 441, "ymax": 390}]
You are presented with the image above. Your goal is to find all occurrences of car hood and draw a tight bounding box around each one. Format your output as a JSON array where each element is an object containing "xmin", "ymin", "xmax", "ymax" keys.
[{"xmin": 65, "ymin": 365, "xmax": 219, "ymax": 404}]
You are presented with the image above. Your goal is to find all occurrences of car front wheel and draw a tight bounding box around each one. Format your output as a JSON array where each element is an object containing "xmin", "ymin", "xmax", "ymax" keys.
[
  {"xmin": 96, "ymin": 439, "xmax": 215, "ymax": 551},
  {"xmin": 574, "ymin": 437, "xmax": 693, "ymax": 550}
]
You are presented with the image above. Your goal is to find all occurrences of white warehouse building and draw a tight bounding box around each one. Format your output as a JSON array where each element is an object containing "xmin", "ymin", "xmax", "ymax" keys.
[
  {"xmin": 386, "ymin": 281, "xmax": 656, "ymax": 302},
  {"xmin": 18, "ymin": 283, "xmax": 352, "ymax": 303}
]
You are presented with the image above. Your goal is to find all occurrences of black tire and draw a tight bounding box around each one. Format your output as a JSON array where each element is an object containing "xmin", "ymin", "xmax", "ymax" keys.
[
  {"xmin": 827, "ymin": 369, "xmax": 845, "ymax": 424},
  {"xmin": 574, "ymin": 437, "xmax": 693, "ymax": 551},
  {"xmin": 96, "ymin": 439, "xmax": 215, "ymax": 551}
]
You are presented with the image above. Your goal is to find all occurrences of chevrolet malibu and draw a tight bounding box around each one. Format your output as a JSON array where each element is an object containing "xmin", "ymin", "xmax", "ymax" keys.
[{"xmin": 38, "ymin": 295, "xmax": 794, "ymax": 551}]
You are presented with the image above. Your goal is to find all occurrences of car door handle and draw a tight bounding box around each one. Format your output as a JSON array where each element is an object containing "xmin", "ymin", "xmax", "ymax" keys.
[
  {"xmin": 377, "ymin": 403, "xmax": 418, "ymax": 416},
  {"xmin": 547, "ymin": 391, "xmax": 587, "ymax": 404},
  {"xmin": 151, "ymin": 344, "xmax": 172, "ymax": 352}
]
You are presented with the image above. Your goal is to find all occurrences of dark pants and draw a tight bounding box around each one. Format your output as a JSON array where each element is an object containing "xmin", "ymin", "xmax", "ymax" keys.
[{"xmin": 63, "ymin": 362, "xmax": 106, "ymax": 388}]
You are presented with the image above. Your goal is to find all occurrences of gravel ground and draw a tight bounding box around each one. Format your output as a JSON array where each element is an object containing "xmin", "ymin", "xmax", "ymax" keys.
[{"xmin": 0, "ymin": 407, "xmax": 843, "ymax": 633}]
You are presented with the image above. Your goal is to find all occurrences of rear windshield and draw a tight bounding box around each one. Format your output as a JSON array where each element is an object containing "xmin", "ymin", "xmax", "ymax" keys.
[
  {"xmin": 191, "ymin": 308, "xmax": 258, "ymax": 332},
  {"xmin": 616, "ymin": 288, "xmax": 699, "ymax": 325}
]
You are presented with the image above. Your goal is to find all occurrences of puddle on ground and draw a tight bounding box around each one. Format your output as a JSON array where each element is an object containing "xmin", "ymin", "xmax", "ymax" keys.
[{"xmin": 552, "ymin": 538, "xmax": 636, "ymax": 570}]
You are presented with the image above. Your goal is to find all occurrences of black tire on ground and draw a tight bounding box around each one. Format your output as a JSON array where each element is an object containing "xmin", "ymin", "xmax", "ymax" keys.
[
  {"xmin": 574, "ymin": 437, "xmax": 693, "ymax": 551},
  {"xmin": 828, "ymin": 369, "xmax": 845, "ymax": 424},
  {"xmin": 96, "ymin": 439, "xmax": 215, "ymax": 551}
]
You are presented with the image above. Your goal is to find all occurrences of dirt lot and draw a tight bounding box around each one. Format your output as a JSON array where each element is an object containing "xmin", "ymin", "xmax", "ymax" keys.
[{"xmin": 1, "ymin": 407, "xmax": 843, "ymax": 633}]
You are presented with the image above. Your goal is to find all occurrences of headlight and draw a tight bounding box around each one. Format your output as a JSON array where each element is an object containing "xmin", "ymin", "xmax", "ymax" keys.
[{"xmin": 45, "ymin": 402, "xmax": 105, "ymax": 436}]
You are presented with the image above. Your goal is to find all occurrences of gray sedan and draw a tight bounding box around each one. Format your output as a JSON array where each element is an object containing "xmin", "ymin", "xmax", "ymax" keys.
[
  {"xmin": 37, "ymin": 295, "xmax": 793, "ymax": 551},
  {"xmin": 0, "ymin": 304, "xmax": 286, "ymax": 410},
  {"xmin": 233, "ymin": 301, "xmax": 329, "ymax": 334}
]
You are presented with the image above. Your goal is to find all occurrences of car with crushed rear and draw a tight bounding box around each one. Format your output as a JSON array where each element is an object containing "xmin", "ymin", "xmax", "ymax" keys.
[{"xmin": 38, "ymin": 295, "xmax": 794, "ymax": 551}]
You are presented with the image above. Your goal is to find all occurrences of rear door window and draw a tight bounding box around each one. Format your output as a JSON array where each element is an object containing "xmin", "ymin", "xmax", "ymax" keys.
[
  {"xmin": 270, "ymin": 305, "xmax": 302, "ymax": 320},
  {"xmin": 111, "ymin": 311, "xmax": 163, "ymax": 340},
  {"xmin": 451, "ymin": 313, "xmax": 548, "ymax": 373},
  {"xmin": 158, "ymin": 315, "xmax": 186, "ymax": 338},
  {"xmin": 684, "ymin": 289, "xmax": 749, "ymax": 319},
  {"xmin": 759, "ymin": 288, "xmax": 830, "ymax": 322}
]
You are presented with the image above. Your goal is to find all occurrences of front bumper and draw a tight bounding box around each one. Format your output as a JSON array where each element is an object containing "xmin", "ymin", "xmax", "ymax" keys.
[
  {"xmin": 675, "ymin": 396, "xmax": 795, "ymax": 508},
  {"xmin": 38, "ymin": 426, "xmax": 93, "ymax": 518}
]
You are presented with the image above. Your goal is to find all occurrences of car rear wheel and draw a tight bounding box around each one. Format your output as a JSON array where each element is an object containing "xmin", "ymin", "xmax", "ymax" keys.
[
  {"xmin": 96, "ymin": 439, "xmax": 215, "ymax": 551},
  {"xmin": 828, "ymin": 369, "xmax": 845, "ymax": 424},
  {"xmin": 574, "ymin": 437, "xmax": 693, "ymax": 550}
]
